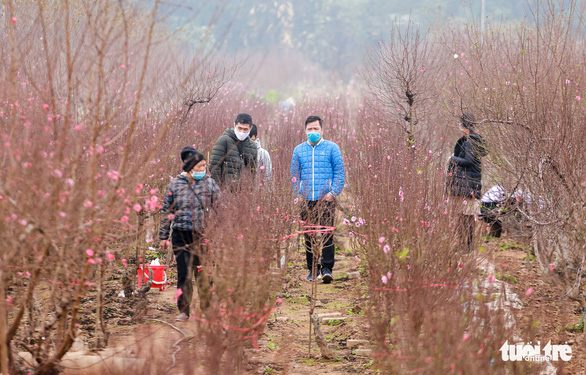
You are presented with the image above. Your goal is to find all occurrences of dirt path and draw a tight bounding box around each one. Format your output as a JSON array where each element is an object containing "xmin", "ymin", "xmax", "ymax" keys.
[{"xmin": 94, "ymin": 232, "xmax": 586, "ymax": 375}]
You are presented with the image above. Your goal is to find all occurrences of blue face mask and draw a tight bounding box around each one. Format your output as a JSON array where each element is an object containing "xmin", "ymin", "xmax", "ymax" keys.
[
  {"xmin": 191, "ymin": 170, "xmax": 206, "ymax": 180},
  {"xmin": 307, "ymin": 132, "xmax": 321, "ymax": 143}
]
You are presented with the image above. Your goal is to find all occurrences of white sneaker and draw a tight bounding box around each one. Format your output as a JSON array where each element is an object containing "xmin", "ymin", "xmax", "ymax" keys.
[{"xmin": 175, "ymin": 312, "xmax": 189, "ymax": 321}]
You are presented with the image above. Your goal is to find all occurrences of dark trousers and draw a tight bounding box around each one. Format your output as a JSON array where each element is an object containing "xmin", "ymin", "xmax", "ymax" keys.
[
  {"xmin": 172, "ymin": 230, "xmax": 211, "ymax": 316},
  {"xmin": 300, "ymin": 200, "xmax": 336, "ymax": 272},
  {"xmin": 459, "ymin": 215, "xmax": 476, "ymax": 253}
]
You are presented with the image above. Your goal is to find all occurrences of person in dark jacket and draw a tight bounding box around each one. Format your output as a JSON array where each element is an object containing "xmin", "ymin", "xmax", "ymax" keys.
[
  {"xmin": 291, "ymin": 115, "xmax": 345, "ymax": 283},
  {"xmin": 159, "ymin": 148, "xmax": 221, "ymax": 321},
  {"xmin": 209, "ymin": 113, "xmax": 258, "ymax": 189},
  {"xmin": 446, "ymin": 113, "xmax": 486, "ymax": 253}
]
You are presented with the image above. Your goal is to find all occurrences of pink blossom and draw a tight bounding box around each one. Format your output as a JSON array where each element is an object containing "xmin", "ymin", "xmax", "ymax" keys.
[
  {"xmin": 549, "ymin": 263, "xmax": 554, "ymax": 272},
  {"xmin": 525, "ymin": 287, "xmax": 534, "ymax": 297},
  {"xmin": 294, "ymin": 198, "xmax": 299, "ymax": 204},
  {"xmin": 83, "ymin": 200, "xmax": 93, "ymax": 208},
  {"xmin": 349, "ymin": 231, "xmax": 354, "ymax": 238},
  {"xmin": 381, "ymin": 275, "xmax": 388, "ymax": 284},
  {"xmin": 354, "ymin": 255, "xmax": 359, "ymax": 261},
  {"xmin": 462, "ymin": 333, "xmax": 470, "ymax": 342},
  {"xmin": 5, "ymin": 296, "xmax": 13, "ymax": 304},
  {"xmin": 106, "ymin": 170, "xmax": 120, "ymax": 181},
  {"xmin": 276, "ymin": 298, "xmax": 283, "ymax": 304},
  {"xmin": 97, "ymin": 146, "xmax": 104, "ymax": 154},
  {"xmin": 576, "ymin": 96, "xmax": 581, "ymax": 101},
  {"xmin": 120, "ymin": 216, "xmax": 129, "ymax": 223},
  {"xmin": 343, "ymin": 218, "xmax": 350, "ymax": 225},
  {"xmin": 174, "ymin": 288, "xmax": 183, "ymax": 302},
  {"xmin": 65, "ymin": 178, "xmax": 74, "ymax": 187},
  {"xmin": 351, "ymin": 216, "xmax": 357, "ymax": 222},
  {"xmin": 237, "ymin": 234, "xmax": 244, "ymax": 240},
  {"xmin": 378, "ymin": 236, "xmax": 385, "ymax": 243},
  {"xmin": 107, "ymin": 253, "xmax": 115, "ymax": 261},
  {"xmin": 260, "ymin": 165, "xmax": 265, "ymax": 170},
  {"xmin": 87, "ymin": 258, "xmax": 95, "ymax": 264},
  {"xmin": 59, "ymin": 212, "xmax": 67, "ymax": 218},
  {"xmin": 167, "ymin": 214, "xmax": 175, "ymax": 220},
  {"xmin": 11, "ymin": 17, "xmax": 17, "ymax": 23},
  {"xmin": 149, "ymin": 189, "xmax": 157, "ymax": 195},
  {"xmin": 257, "ymin": 206, "xmax": 262, "ymax": 212},
  {"xmin": 383, "ymin": 245, "xmax": 390, "ymax": 254},
  {"xmin": 85, "ymin": 249, "xmax": 94, "ymax": 257},
  {"xmin": 19, "ymin": 219, "xmax": 27, "ymax": 226},
  {"xmin": 133, "ymin": 203, "xmax": 142, "ymax": 212},
  {"xmin": 487, "ymin": 274, "xmax": 496, "ymax": 283},
  {"xmin": 291, "ymin": 177, "xmax": 297, "ymax": 183},
  {"xmin": 121, "ymin": 258, "xmax": 128, "ymax": 267}
]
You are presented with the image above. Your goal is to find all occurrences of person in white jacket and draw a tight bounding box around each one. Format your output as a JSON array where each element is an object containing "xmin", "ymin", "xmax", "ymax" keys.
[{"xmin": 250, "ymin": 124, "xmax": 272, "ymax": 183}]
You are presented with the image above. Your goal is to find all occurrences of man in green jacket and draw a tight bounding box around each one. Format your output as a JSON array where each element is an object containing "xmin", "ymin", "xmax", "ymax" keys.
[{"xmin": 209, "ymin": 113, "xmax": 258, "ymax": 188}]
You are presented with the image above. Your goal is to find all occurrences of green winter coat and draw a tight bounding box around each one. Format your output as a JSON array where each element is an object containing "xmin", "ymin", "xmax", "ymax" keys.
[{"xmin": 209, "ymin": 128, "xmax": 257, "ymax": 186}]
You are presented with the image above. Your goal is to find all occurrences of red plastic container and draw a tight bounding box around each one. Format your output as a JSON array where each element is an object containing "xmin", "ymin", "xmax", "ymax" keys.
[{"xmin": 137, "ymin": 265, "xmax": 168, "ymax": 291}]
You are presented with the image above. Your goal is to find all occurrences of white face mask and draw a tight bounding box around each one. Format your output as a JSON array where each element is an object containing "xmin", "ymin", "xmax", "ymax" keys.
[{"xmin": 235, "ymin": 127, "xmax": 250, "ymax": 141}]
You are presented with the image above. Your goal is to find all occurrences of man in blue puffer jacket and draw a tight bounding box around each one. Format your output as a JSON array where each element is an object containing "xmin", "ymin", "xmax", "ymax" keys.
[{"xmin": 291, "ymin": 115, "xmax": 345, "ymax": 283}]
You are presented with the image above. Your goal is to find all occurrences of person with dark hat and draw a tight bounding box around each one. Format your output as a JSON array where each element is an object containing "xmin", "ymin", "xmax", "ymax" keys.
[
  {"xmin": 159, "ymin": 147, "xmax": 221, "ymax": 321},
  {"xmin": 446, "ymin": 112, "xmax": 487, "ymax": 253}
]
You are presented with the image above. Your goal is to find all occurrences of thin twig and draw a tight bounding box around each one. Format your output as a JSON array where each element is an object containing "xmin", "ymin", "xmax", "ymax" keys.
[{"xmin": 146, "ymin": 319, "xmax": 188, "ymax": 374}]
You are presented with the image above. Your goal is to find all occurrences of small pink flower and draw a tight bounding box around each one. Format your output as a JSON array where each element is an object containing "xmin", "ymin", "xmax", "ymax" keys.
[
  {"xmin": 107, "ymin": 253, "xmax": 115, "ymax": 261},
  {"xmin": 294, "ymin": 198, "xmax": 299, "ymax": 204},
  {"xmin": 257, "ymin": 206, "xmax": 262, "ymax": 212},
  {"xmin": 120, "ymin": 216, "xmax": 129, "ymax": 223},
  {"xmin": 174, "ymin": 288, "xmax": 183, "ymax": 302},
  {"xmin": 121, "ymin": 258, "xmax": 128, "ymax": 267},
  {"xmin": 343, "ymin": 218, "xmax": 350, "ymax": 225},
  {"xmin": 260, "ymin": 165, "xmax": 265, "ymax": 170},
  {"xmin": 149, "ymin": 189, "xmax": 157, "ymax": 195},
  {"xmin": 487, "ymin": 274, "xmax": 496, "ymax": 283},
  {"xmin": 525, "ymin": 287, "xmax": 534, "ymax": 297},
  {"xmin": 378, "ymin": 236, "xmax": 385, "ymax": 243},
  {"xmin": 462, "ymin": 333, "xmax": 470, "ymax": 342},
  {"xmin": 351, "ymin": 216, "xmax": 357, "ymax": 222},
  {"xmin": 577, "ymin": 96, "xmax": 581, "ymax": 101},
  {"xmin": 59, "ymin": 212, "xmax": 67, "ymax": 218},
  {"xmin": 87, "ymin": 258, "xmax": 95, "ymax": 264},
  {"xmin": 83, "ymin": 200, "xmax": 93, "ymax": 208},
  {"xmin": 349, "ymin": 231, "xmax": 354, "ymax": 238},
  {"xmin": 291, "ymin": 177, "xmax": 297, "ymax": 183},
  {"xmin": 11, "ymin": 17, "xmax": 17, "ymax": 23},
  {"xmin": 237, "ymin": 234, "xmax": 244, "ymax": 240},
  {"xmin": 381, "ymin": 275, "xmax": 388, "ymax": 284},
  {"xmin": 549, "ymin": 263, "xmax": 554, "ymax": 272},
  {"xmin": 85, "ymin": 249, "xmax": 94, "ymax": 257},
  {"xmin": 383, "ymin": 245, "xmax": 390, "ymax": 254},
  {"xmin": 133, "ymin": 203, "xmax": 142, "ymax": 212},
  {"xmin": 276, "ymin": 298, "xmax": 283, "ymax": 304},
  {"xmin": 354, "ymin": 255, "xmax": 359, "ymax": 262},
  {"xmin": 106, "ymin": 170, "xmax": 119, "ymax": 181}
]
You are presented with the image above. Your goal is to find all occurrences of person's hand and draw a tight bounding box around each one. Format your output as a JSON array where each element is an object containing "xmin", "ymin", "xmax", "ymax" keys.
[
  {"xmin": 324, "ymin": 192, "xmax": 335, "ymax": 202},
  {"xmin": 160, "ymin": 239, "xmax": 169, "ymax": 252}
]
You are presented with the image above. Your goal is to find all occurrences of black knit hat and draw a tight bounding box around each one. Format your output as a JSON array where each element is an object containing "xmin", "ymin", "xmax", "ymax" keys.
[
  {"xmin": 461, "ymin": 113, "xmax": 476, "ymax": 130},
  {"xmin": 182, "ymin": 150, "xmax": 205, "ymax": 172},
  {"xmin": 180, "ymin": 146, "xmax": 197, "ymax": 162}
]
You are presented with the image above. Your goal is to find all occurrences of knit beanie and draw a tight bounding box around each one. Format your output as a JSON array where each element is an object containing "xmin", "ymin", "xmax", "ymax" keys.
[
  {"xmin": 180, "ymin": 146, "xmax": 197, "ymax": 162},
  {"xmin": 182, "ymin": 150, "xmax": 205, "ymax": 172}
]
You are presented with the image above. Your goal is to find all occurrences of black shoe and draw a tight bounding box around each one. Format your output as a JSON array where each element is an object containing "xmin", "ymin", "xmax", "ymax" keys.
[{"xmin": 321, "ymin": 269, "xmax": 333, "ymax": 284}]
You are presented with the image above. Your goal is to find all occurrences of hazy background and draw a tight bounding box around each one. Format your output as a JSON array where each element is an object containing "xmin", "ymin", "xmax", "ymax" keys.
[{"xmin": 152, "ymin": 0, "xmax": 527, "ymax": 100}]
